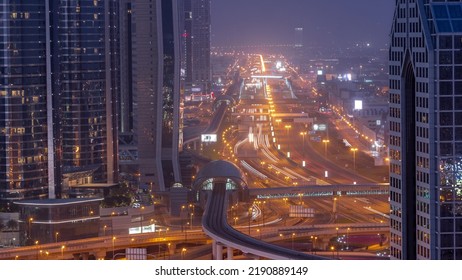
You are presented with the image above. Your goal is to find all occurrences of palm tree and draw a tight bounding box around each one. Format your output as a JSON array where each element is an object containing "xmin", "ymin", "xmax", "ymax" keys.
[{"xmin": 6, "ymin": 219, "xmax": 18, "ymax": 231}]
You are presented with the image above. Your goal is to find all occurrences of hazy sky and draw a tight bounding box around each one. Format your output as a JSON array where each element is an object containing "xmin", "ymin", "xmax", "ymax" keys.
[{"xmin": 211, "ymin": 0, "xmax": 395, "ymax": 48}]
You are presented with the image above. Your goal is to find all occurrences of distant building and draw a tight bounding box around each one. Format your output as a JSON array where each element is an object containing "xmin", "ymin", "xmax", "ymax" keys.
[
  {"xmin": 389, "ymin": 0, "xmax": 462, "ymax": 259},
  {"xmin": 294, "ymin": 27, "xmax": 304, "ymax": 48}
]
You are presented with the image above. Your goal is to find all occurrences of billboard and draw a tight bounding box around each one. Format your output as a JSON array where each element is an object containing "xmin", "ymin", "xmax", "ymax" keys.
[{"xmin": 201, "ymin": 134, "xmax": 217, "ymax": 143}]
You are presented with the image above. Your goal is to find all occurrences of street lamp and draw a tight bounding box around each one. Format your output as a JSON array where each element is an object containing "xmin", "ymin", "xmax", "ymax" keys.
[
  {"xmin": 350, "ymin": 148, "xmax": 358, "ymax": 172},
  {"xmin": 190, "ymin": 213, "xmax": 194, "ymax": 230},
  {"xmin": 291, "ymin": 233, "xmax": 296, "ymax": 250},
  {"xmin": 300, "ymin": 131, "xmax": 307, "ymax": 155},
  {"xmin": 103, "ymin": 225, "xmax": 107, "ymax": 236},
  {"xmin": 285, "ymin": 125, "xmax": 292, "ymax": 136},
  {"xmin": 140, "ymin": 206, "xmax": 146, "ymax": 233},
  {"xmin": 28, "ymin": 217, "xmax": 33, "ymax": 239},
  {"xmin": 112, "ymin": 236, "xmax": 116, "ymax": 259},
  {"xmin": 347, "ymin": 228, "xmax": 351, "ymax": 250},
  {"xmin": 55, "ymin": 232, "xmax": 59, "ymax": 243},
  {"xmin": 181, "ymin": 248, "xmax": 187, "ymax": 260},
  {"xmin": 322, "ymin": 139, "xmax": 330, "ymax": 157},
  {"xmin": 61, "ymin": 245, "xmax": 65, "ymax": 259}
]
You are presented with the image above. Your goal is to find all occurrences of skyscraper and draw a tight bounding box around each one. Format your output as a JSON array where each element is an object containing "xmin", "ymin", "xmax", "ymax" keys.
[
  {"xmin": 389, "ymin": 0, "xmax": 462, "ymax": 260},
  {"xmin": 127, "ymin": 0, "xmax": 183, "ymax": 192},
  {"xmin": 0, "ymin": 0, "xmax": 119, "ymax": 202},
  {"xmin": 51, "ymin": 0, "xmax": 119, "ymax": 192},
  {"xmin": 189, "ymin": 0, "xmax": 211, "ymax": 94},
  {"xmin": 0, "ymin": 1, "xmax": 50, "ymax": 202}
]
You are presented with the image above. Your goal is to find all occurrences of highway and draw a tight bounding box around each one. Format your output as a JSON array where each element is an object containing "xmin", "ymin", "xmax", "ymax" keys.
[{"xmin": 202, "ymin": 183, "xmax": 327, "ymax": 260}]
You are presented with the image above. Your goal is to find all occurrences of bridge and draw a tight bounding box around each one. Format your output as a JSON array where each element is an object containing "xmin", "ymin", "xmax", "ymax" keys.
[{"xmin": 195, "ymin": 160, "xmax": 327, "ymax": 260}]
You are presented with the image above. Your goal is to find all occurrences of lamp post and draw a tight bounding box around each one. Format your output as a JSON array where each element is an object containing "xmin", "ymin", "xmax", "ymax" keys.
[
  {"xmin": 140, "ymin": 206, "xmax": 145, "ymax": 233},
  {"xmin": 103, "ymin": 225, "xmax": 107, "ymax": 236},
  {"xmin": 322, "ymin": 139, "xmax": 330, "ymax": 157},
  {"xmin": 285, "ymin": 125, "xmax": 292, "ymax": 152},
  {"xmin": 61, "ymin": 245, "xmax": 65, "ymax": 259},
  {"xmin": 55, "ymin": 232, "xmax": 59, "ymax": 243},
  {"xmin": 291, "ymin": 233, "xmax": 296, "ymax": 250},
  {"xmin": 35, "ymin": 240, "xmax": 39, "ymax": 260},
  {"xmin": 347, "ymin": 228, "xmax": 351, "ymax": 250},
  {"xmin": 112, "ymin": 236, "xmax": 116, "ymax": 259},
  {"xmin": 190, "ymin": 213, "xmax": 194, "ymax": 230},
  {"xmin": 350, "ymin": 148, "xmax": 358, "ymax": 172},
  {"xmin": 28, "ymin": 217, "xmax": 33, "ymax": 239},
  {"xmin": 300, "ymin": 131, "xmax": 307, "ymax": 156},
  {"xmin": 181, "ymin": 248, "xmax": 187, "ymax": 260}
]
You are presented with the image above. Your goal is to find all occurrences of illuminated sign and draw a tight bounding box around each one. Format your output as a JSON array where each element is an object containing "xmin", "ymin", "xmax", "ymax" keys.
[
  {"xmin": 201, "ymin": 134, "xmax": 217, "ymax": 142},
  {"xmin": 129, "ymin": 224, "xmax": 156, "ymax": 234},
  {"xmin": 313, "ymin": 124, "xmax": 327, "ymax": 131},
  {"xmin": 354, "ymin": 100, "xmax": 363, "ymax": 110},
  {"xmin": 317, "ymin": 70, "xmax": 323, "ymax": 75}
]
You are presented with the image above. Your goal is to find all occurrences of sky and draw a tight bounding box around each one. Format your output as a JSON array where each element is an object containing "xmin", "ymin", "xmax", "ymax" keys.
[{"xmin": 211, "ymin": 0, "xmax": 395, "ymax": 48}]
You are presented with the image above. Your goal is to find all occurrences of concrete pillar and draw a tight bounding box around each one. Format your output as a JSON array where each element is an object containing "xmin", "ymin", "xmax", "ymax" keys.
[
  {"xmin": 216, "ymin": 243, "xmax": 223, "ymax": 260},
  {"xmin": 212, "ymin": 240, "xmax": 217, "ymax": 260},
  {"xmin": 81, "ymin": 252, "xmax": 89, "ymax": 260},
  {"xmin": 227, "ymin": 247, "xmax": 233, "ymax": 260}
]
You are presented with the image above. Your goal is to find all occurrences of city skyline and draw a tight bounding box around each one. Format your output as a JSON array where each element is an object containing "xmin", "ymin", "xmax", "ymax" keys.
[{"xmin": 3, "ymin": 0, "xmax": 462, "ymax": 262}]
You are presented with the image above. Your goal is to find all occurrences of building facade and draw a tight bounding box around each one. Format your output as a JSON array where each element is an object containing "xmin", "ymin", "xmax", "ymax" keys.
[
  {"xmin": 389, "ymin": 0, "xmax": 462, "ymax": 259},
  {"xmin": 190, "ymin": 0, "xmax": 211, "ymax": 94},
  {"xmin": 0, "ymin": 1, "xmax": 50, "ymax": 202},
  {"xmin": 0, "ymin": 0, "xmax": 119, "ymax": 203},
  {"xmin": 127, "ymin": 0, "xmax": 183, "ymax": 192}
]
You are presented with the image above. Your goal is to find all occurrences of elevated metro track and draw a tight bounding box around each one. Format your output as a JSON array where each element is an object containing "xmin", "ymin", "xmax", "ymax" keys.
[
  {"xmin": 250, "ymin": 184, "xmax": 389, "ymax": 199},
  {"xmin": 202, "ymin": 183, "xmax": 327, "ymax": 260}
]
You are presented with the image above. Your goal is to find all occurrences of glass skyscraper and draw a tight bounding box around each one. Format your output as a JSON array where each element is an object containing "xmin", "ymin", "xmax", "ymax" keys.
[
  {"xmin": 390, "ymin": 0, "xmax": 462, "ymax": 259},
  {"xmin": 1, "ymin": 0, "xmax": 119, "ymax": 202},
  {"xmin": 0, "ymin": 1, "xmax": 50, "ymax": 201}
]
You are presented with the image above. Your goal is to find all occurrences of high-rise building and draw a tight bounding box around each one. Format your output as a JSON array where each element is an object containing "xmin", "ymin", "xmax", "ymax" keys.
[
  {"xmin": 189, "ymin": 0, "xmax": 211, "ymax": 94},
  {"xmin": 0, "ymin": 0, "xmax": 119, "ymax": 202},
  {"xmin": 0, "ymin": 1, "xmax": 50, "ymax": 202},
  {"xmin": 389, "ymin": 0, "xmax": 462, "ymax": 260},
  {"xmin": 51, "ymin": 0, "xmax": 119, "ymax": 192},
  {"xmin": 127, "ymin": 0, "xmax": 183, "ymax": 192}
]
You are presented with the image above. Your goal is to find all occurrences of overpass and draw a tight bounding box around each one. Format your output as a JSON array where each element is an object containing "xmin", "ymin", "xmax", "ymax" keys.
[{"xmin": 195, "ymin": 160, "xmax": 327, "ymax": 260}]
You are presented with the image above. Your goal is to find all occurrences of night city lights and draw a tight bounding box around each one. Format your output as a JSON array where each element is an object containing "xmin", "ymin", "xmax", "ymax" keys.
[{"xmin": 0, "ymin": 1, "xmax": 461, "ymax": 280}]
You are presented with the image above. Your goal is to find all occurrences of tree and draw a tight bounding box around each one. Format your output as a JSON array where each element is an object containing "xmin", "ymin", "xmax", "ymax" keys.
[
  {"xmin": 0, "ymin": 220, "xmax": 5, "ymax": 232},
  {"xmin": 6, "ymin": 219, "xmax": 18, "ymax": 231}
]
